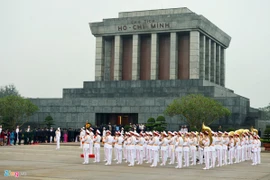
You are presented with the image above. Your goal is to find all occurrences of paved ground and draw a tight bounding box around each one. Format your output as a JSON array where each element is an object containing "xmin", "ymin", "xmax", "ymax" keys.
[{"xmin": 0, "ymin": 144, "xmax": 270, "ymax": 180}]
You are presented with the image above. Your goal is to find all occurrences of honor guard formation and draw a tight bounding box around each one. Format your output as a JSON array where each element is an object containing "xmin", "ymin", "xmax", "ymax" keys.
[{"xmin": 79, "ymin": 124, "xmax": 261, "ymax": 170}]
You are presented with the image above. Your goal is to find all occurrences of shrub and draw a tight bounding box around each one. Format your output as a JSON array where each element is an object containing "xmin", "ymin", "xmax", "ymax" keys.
[{"xmin": 264, "ymin": 128, "xmax": 270, "ymax": 140}]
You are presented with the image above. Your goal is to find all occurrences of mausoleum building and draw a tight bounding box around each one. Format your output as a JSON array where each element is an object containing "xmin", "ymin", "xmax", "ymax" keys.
[{"xmin": 30, "ymin": 8, "xmax": 255, "ymax": 130}]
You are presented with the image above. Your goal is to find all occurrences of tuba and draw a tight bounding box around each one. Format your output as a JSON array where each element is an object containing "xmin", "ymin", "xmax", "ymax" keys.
[
  {"xmin": 202, "ymin": 122, "xmax": 213, "ymax": 145},
  {"xmin": 251, "ymin": 126, "xmax": 258, "ymax": 135}
]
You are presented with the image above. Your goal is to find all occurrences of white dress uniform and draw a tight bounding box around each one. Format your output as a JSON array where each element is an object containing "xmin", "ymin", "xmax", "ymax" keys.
[
  {"xmin": 210, "ymin": 136, "xmax": 216, "ymax": 168},
  {"xmin": 241, "ymin": 137, "xmax": 246, "ymax": 161},
  {"xmin": 159, "ymin": 136, "xmax": 168, "ymax": 166},
  {"xmin": 175, "ymin": 134, "xmax": 184, "ymax": 169},
  {"xmin": 89, "ymin": 131, "xmax": 94, "ymax": 154},
  {"xmin": 104, "ymin": 132, "xmax": 114, "ymax": 165},
  {"xmin": 55, "ymin": 128, "xmax": 61, "ymax": 150},
  {"xmin": 79, "ymin": 129, "xmax": 85, "ymax": 148},
  {"xmin": 215, "ymin": 136, "xmax": 223, "ymax": 167},
  {"xmin": 93, "ymin": 133, "xmax": 101, "ymax": 163},
  {"xmin": 202, "ymin": 136, "xmax": 210, "ymax": 170},
  {"xmin": 136, "ymin": 136, "xmax": 145, "ymax": 165},
  {"xmin": 228, "ymin": 137, "xmax": 235, "ymax": 165},
  {"xmin": 183, "ymin": 136, "xmax": 190, "ymax": 167},
  {"xmin": 222, "ymin": 136, "xmax": 229, "ymax": 165},
  {"xmin": 189, "ymin": 135, "xmax": 197, "ymax": 166},
  {"xmin": 150, "ymin": 135, "xmax": 159, "ymax": 167},
  {"xmin": 168, "ymin": 135, "xmax": 176, "ymax": 164},
  {"xmin": 128, "ymin": 134, "xmax": 136, "ymax": 166},
  {"xmin": 257, "ymin": 137, "xmax": 261, "ymax": 164},
  {"xmin": 235, "ymin": 136, "xmax": 241, "ymax": 163},
  {"xmin": 82, "ymin": 133, "xmax": 91, "ymax": 164},
  {"xmin": 115, "ymin": 135, "xmax": 124, "ymax": 164}
]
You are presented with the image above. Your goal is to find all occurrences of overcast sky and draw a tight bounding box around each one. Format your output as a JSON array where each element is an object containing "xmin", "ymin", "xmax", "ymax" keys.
[{"xmin": 0, "ymin": 0, "xmax": 269, "ymax": 108}]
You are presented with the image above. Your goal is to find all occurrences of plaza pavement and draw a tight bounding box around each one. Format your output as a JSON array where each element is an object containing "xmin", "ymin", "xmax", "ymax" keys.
[{"xmin": 0, "ymin": 144, "xmax": 270, "ymax": 180}]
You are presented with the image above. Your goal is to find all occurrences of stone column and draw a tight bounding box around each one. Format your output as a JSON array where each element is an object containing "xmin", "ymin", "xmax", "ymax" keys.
[
  {"xmin": 205, "ymin": 38, "xmax": 211, "ymax": 81},
  {"xmin": 189, "ymin": 31, "xmax": 200, "ymax": 79},
  {"xmin": 150, "ymin": 33, "xmax": 158, "ymax": 80},
  {"xmin": 114, "ymin": 35, "xmax": 122, "ymax": 80},
  {"xmin": 220, "ymin": 48, "xmax": 225, "ymax": 86},
  {"xmin": 170, "ymin": 32, "xmax": 178, "ymax": 79},
  {"xmin": 132, "ymin": 35, "xmax": 140, "ymax": 80},
  {"xmin": 199, "ymin": 34, "xmax": 206, "ymax": 80},
  {"xmin": 210, "ymin": 41, "xmax": 216, "ymax": 83},
  {"xmin": 216, "ymin": 45, "xmax": 221, "ymax": 85},
  {"xmin": 95, "ymin": 37, "xmax": 104, "ymax": 81},
  {"xmin": 104, "ymin": 39, "xmax": 113, "ymax": 81}
]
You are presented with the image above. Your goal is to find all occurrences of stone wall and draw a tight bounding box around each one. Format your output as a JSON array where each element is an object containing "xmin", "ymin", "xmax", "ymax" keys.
[{"xmin": 29, "ymin": 79, "xmax": 251, "ymax": 131}]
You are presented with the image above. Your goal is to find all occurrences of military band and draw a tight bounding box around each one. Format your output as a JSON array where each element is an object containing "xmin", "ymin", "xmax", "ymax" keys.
[{"xmin": 79, "ymin": 125, "xmax": 261, "ymax": 170}]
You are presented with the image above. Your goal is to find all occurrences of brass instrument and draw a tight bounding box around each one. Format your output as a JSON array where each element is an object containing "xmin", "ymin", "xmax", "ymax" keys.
[
  {"xmin": 202, "ymin": 122, "xmax": 213, "ymax": 145},
  {"xmin": 251, "ymin": 126, "xmax": 258, "ymax": 135}
]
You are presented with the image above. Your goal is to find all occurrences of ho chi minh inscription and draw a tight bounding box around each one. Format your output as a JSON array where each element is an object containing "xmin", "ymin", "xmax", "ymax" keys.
[{"xmin": 117, "ymin": 19, "xmax": 171, "ymax": 31}]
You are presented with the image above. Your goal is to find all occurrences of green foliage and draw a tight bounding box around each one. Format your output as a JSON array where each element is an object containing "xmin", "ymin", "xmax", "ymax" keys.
[
  {"xmin": 155, "ymin": 116, "xmax": 167, "ymax": 131},
  {"xmin": 44, "ymin": 115, "xmax": 55, "ymax": 128},
  {"xmin": 124, "ymin": 125, "xmax": 131, "ymax": 132},
  {"xmin": 261, "ymin": 138, "xmax": 270, "ymax": 143},
  {"xmin": 146, "ymin": 117, "xmax": 155, "ymax": 131},
  {"xmin": 226, "ymin": 127, "xmax": 235, "ymax": 132},
  {"xmin": 0, "ymin": 84, "xmax": 20, "ymax": 98},
  {"xmin": 0, "ymin": 95, "xmax": 39, "ymax": 129},
  {"xmin": 190, "ymin": 126, "xmax": 198, "ymax": 132},
  {"xmin": 164, "ymin": 94, "xmax": 231, "ymax": 130}
]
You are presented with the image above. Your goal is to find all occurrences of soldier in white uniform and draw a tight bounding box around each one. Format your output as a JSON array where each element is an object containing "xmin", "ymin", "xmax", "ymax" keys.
[
  {"xmin": 202, "ymin": 131, "xmax": 210, "ymax": 170},
  {"xmin": 115, "ymin": 132, "xmax": 124, "ymax": 164},
  {"xmin": 228, "ymin": 134, "xmax": 235, "ymax": 165},
  {"xmin": 55, "ymin": 127, "xmax": 61, "ymax": 150},
  {"xmin": 257, "ymin": 135, "xmax": 261, "ymax": 165},
  {"xmin": 198, "ymin": 132, "xmax": 204, "ymax": 165},
  {"xmin": 150, "ymin": 131, "xmax": 160, "ymax": 167},
  {"xmin": 89, "ymin": 128, "xmax": 94, "ymax": 154},
  {"xmin": 136, "ymin": 132, "xmax": 145, "ymax": 165},
  {"xmin": 216, "ymin": 131, "xmax": 223, "ymax": 167},
  {"xmin": 104, "ymin": 130, "xmax": 113, "ymax": 165},
  {"xmin": 128, "ymin": 131, "xmax": 136, "ymax": 167},
  {"xmin": 159, "ymin": 132, "xmax": 169, "ymax": 166},
  {"xmin": 93, "ymin": 129, "xmax": 101, "ymax": 163},
  {"xmin": 222, "ymin": 132, "xmax": 229, "ymax": 165},
  {"xmin": 82, "ymin": 130, "xmax": 91, "ymax": 164},
  {"xmin": 175, "ymin": 131, "xmax": 184, "ymax": 169},
  {"xmin": 79, "ymin": 127, "xmax": 85, "ymax": 148},
  {"xmin": 189, "ymin": 132, "xmax": 197, "ymax": 166},
  {"xmin": 183, "ymin": 133, "xmax": 190, "ymax": 167},
  {"xmin": 167, "ymin": 131, "xmax": 176, "ymax": 165},
  {"xmin": 16, "ymin": 126, "xmax": 19, "ymax": 143}
]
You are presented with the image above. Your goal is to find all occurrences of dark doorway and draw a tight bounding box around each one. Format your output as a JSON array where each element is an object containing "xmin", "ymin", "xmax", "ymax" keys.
[{"xmin": 96, "ymin": 113, "xmax": 138, "ymax": 127}]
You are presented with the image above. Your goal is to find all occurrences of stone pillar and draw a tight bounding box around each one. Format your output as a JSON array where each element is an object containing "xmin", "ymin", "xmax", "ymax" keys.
[
  {"xmin": 189, "ymin": 31, "xmax": 200, "ymax": 79},
  {"xmin": 205, "ymin": 38, "xmax": 211, "ymax": 81},
  {"xmin": 170, "ymin": 32, "xmax": 178, "ymax": 79},
  {"xmin": 104, "ymin": 39, "xmax": 113, "ymax": 81},
  {"xmin": 216, "ymin": 45, "xmax": 221, "ymax": 85},
  {"xmin": 199, "ymin": 34, "xmax": 206, "ymax": 80},
  {"xmin": 210, "ymin": 41, "xmax": 216, "ymax": 83},
  {"xmin": 114, "ymin": 35, "xmax": 122, "ymax": 80},
  {"xmin": 132, "ymin": 35, "xmax": 140, "ymax": 80},
  {"xmin": 220, "ymin": 48, "xmax": 225, "ymax": 86},
  {"xmin": 150, "ymin": 33, "xmax": 158, "ymax": 80},
  {"xmin": 95, "ymin": 37, "xmax": 104, "ymax": 81}
]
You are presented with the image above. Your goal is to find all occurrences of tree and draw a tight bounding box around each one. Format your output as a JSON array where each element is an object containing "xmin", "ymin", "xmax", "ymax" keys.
[
  {"xmin": 154, "ymin": 116, "xmax": 167, "ymax": 132},
  {"xmin": 146, "ymin": 117, "xmax": 155, "ymax": 131},
  {"xmin": 0, "ymin": 95, "xmax": 39, "ymax": 129},
  {"xmin": 164, "ymin": 94, "xmax": 231, "ymax": 130},
  {"xmin": 0, "ymin": 84, "xmax": 20, "ymax": 98},
  {"xmin": 44, "ymin": 115, "xmax": 55, "ymax": 128},
  {"xmin": 259, "ymin": 103, "xmax": 270, "ymax": 120}
]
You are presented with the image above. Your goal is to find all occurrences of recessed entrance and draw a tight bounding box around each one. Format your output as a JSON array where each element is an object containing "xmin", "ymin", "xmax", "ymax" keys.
[{"xmin": 95, "ymin": 113, "xmax": 138, "ymax": 126}]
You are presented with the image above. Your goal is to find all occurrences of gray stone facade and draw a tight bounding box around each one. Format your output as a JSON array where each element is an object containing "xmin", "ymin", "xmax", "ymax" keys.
[{"xmin": 30, "ymin": 79, "xmax": 250, "ymax": 131}]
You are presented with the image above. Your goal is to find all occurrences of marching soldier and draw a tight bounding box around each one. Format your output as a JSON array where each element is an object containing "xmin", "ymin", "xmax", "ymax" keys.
[
  {"xmin": 82, "ymin": 130, "xmax": 91, "ymax": 164},
  {"xmin": 55, "ymin": 127, "xmax": 61, "ymax": 150},
  {"xmin": 93, "ymin": 129, "xmax": 101, "ymax": 163}
]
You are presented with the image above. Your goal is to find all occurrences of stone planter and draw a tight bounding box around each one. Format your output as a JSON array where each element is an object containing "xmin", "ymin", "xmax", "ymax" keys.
[{"xmin": 263, "ymin": 143, "xmax": 270, "ymax": 151}]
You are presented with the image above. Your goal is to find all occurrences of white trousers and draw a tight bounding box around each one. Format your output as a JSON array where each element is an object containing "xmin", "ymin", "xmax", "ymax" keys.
[
  {"xmin": 117, "ymin": 148, "xmax": 123, "ymax": 163},
  {"xmin": 94, "ymin": 146, "xmax": 100, "ymax": 162},
  {"xmin": 183, "ymin": 150, "xmax": 189, "ymax": 167},
  {"xmin": 83, "ymin": 147, "xmax": 89, "ymax": 163},
  {"xmin": 56, "ymin": 138, "xmax": 60, "ymax": 149},
  {"xmin": 89, "ymin": 143, "xmax": 93, "ymax": 154},
  {"xmin": 106, "ymin": 148, "xmax": 112, "ymax": 165},
  {"xmin": 151, "ymin": 150, "xmax": 159, "ymax": 166},
  {"xmin": 176, "ymin": 150, "xmax": 183, "ymax": 168}
]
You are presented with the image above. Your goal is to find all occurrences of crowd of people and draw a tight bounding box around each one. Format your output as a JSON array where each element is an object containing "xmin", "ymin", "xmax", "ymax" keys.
[
  {"xmin": 79, "ymin": 126, "xmax": 261, "ymax": 170},
  {"xmin": 0, "ymin": 125, "xmax": 82, "ymax": 146}
]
